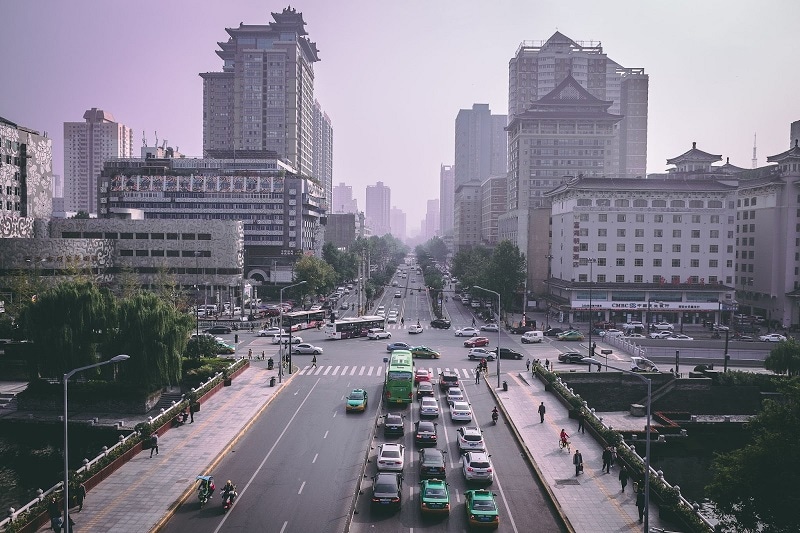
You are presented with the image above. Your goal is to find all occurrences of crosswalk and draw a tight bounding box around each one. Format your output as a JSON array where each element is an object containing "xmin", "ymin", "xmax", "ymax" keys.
[{"xmin": 295, "ymin": 365, "xmax": 478, "ymax": 378}]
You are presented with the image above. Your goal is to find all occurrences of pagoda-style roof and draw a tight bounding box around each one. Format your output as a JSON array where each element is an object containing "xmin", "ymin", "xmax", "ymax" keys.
[
  {"xmin": 666, "ymin": 142, "xmax": 722, "ymax": 165},
  {"xmin": 767, "ymin": 140, "xmax": 800, "ymax": 163},
  {"xmin": 270, "ymin": 6, "xmax": 308, "ymax": 36},
  {"xmin": 508, "ymin": 74, "xmax": 621, "ymax": 126},
  {"xmin": 536, "ymin": 74, "xmax": 614, "ymax": 108},
  {"xmin": 544, "ymin": 175, "xmax": 737, "ymax": 198},
  {"xmin": 214, "ymin": 7, "xmax": 319, "ymax": 63},
  {"xmin": 718, "ymin": 157, "xmax": 746, "ymax": 174},
  {"xmin": 543, "ymin": 31, "xmax": 579, "ymax": 49}
]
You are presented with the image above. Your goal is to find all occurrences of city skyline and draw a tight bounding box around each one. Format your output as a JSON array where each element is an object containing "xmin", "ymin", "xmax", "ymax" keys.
[{"xmin": 2, "ymin": 0, "xmax": 798, "ymax": 229}]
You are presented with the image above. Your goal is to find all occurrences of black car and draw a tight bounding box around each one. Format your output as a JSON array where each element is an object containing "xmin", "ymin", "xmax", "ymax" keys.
[
  {"xmin": 415, "ymin": 420, "xmax": 438, "ymax": 447},
  {"xmin": 416, "ymin": 381, "xmax": 435, "ymax": 399},
  {"xmin": 419, "ymin": 448, "xmax": 447, "ymax": 478},
  {"xmin": 204, "ymin": 325, "xmax": 232, "ymax": 335},
  {"xmin": 489, "ymin": 348, "xmax": 523, "ymax": 360},
  {"xmin": 558, "ymin": 351, "xmax": 588, "ymax": 364},
  {"xmin": 371, "ymin": 472, "xmax": 403, "ymax": 511},
  {"xmin": 544, "ymin": 327, "xmax": 565, "ymax": 337},
  {"xmin": 509, "ymin": 324, "xmax": 535, "ymax": 334},
  {"xmin": 383, "ymin": 414, "xmax": 405, "ymax": 436},
  {"xmin": 430, "ymin": 318, "xmax": 452, "ymax": 329}
]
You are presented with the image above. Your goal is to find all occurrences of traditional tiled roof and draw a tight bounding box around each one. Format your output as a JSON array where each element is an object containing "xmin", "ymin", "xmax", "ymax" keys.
[
  {"xmin": 767, "ymin": 140, "xmax": 800, "ymax": 163},
  {"xmin": 544, "ymin": 175, "xmax": 737, "ymax": 197},
  {"xmin": 508, "ymin": 74, "xmax": 621, "ymax": 126},
  {"xmin": 666, "ymin": 142, "xmax": 722, "ymax": 165}
]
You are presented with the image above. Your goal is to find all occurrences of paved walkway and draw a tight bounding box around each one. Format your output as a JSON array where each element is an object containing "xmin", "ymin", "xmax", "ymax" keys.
[
  {"xmin": 36, "ymin": 364, "xmax": 287, "ymax": 533},
  {"xmin": 492, "ymin": 370, "xmax": 675, "ymax": 533}
]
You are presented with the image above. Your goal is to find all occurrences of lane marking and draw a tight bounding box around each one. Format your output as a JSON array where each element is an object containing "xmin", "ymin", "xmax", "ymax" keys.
[
  {"xmin": 341, "ymin": 366, "xmax": 348, "ymax": 375},
  {"xmin": 359, "ymin": 366, "xmax": 365, "ymax": 376},
  {"xmin": 298, "ymin": 481, "xmax": 306, "ymax": 494},
  {"xmin": 213, "ymin": 378, "xmax": 322, "ymax": 533},
  {"xmin": 312, "ymin": 453, "xmax": 318, "ymax": 464},
  {"xmin": 279, "ymin": 521, "xmax": 287, "ymax": 533},
  {"xmin": 493, "ymin": 471, "xmax": 520, "ymax": 533},
  {"xmin": 323, "ymin": 366, "xmax": 332, "ymax": 375},
  {"xmin": 323, "ymin": 430, "xmax": 329, "ymax": 439},
  {"xmin": 332, "ymin": 365, "xmax": 341, "ymax": 375}
]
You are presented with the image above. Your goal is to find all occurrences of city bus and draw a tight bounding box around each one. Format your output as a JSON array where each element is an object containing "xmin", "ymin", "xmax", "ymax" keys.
[
  {"xmin": 282, "ymin": 310, "xmax": 327, "ymax": 331},
  {"xmin": 384, "ymin": 351, "xmax": 414, "ymax": 404},
  {"xmin": 323, "ymin": 315, "xmax": 386, "ymax": 339}
]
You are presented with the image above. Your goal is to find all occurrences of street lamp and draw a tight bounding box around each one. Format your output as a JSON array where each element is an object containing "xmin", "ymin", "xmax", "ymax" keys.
[
  {"xmin": 473, "ymin": 286, "xmax": 501, "ymax": 388},
  {"xmin": 279, "ymin": 280, "xmax": 307, "ymax": 383},
  {"xmin": 63, "ymin": 354, "xmax": 130, "ymax": 529},
  {"xmin": 585, "ymin": 358, "xmax": 652, "ymax": 532},
  {"xmin": 586, "ymin": 258, "xmax": 597, "ymax": 363}
]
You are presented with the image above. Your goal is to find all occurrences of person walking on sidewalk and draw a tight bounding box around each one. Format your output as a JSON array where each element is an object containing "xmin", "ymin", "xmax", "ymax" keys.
[
  {"xmin": 602, "ymin": 446, "xmax": 612, "ymax": 473},
  {"xmin": 635, "ymin": 487, "xmax": 646, "ymax": 523},
  {"xmin": 248, "ymin": 348, "xmax": 252, "ymax": 361},
  {"xmin": 475, "ymin": 368, "xmax": 481, "ymax": 384},
  {"xmin": 573, "ymin": 449, "xmax": 583, "ymax": 476},
  {"xmin": 76, "ymin": 482, "xmax": 87, "ymax": 511},
  {"xmin": 150, "ymin": 433, "xmax": 159, "ymax": 458},
  {"xmin": 525, "ymin": 358, "xmax": 531, "ymax": 372},
  {"xmin": 538, "ymin": 401, "xmax": 546, "ymax": 423},
  {"xmin": 619, "ymin": 467, "xmax": 629, "ymax": 493},
  {"xmin": 311, "ymin": 354, "xmax": 317, "ymax": 368},
  {"xmin": 577, "ymin": 411, "xmax": 586, "ymax": 434}
]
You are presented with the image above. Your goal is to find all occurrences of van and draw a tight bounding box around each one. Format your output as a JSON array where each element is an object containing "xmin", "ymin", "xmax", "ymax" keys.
[{"xmin": 521, "ymin": 331, "xmax": 543, "ymax": 344}]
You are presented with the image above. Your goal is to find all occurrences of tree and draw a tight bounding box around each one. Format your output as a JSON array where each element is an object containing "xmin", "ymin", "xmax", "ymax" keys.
[
  {"xmin": 293, "ymin": 255, "xmax": 336, "ymax": 297},
  {"xmin": 706, "ymin": 378, "xmax": 800, "ymax": 532},
  {"xmin": 765, "ymin": 339, "xmax": 800, "ymax": 376},
  {"xmin": 423, "ymin": 236, "xmax": 448, "ymax": 264},
  {"xmin": 485, "ymin": 241, "xmax": 526, "ymax": 313},
  {"xmin": 71, "ymin": 210, "xmax": 91, "ymax": 219}
]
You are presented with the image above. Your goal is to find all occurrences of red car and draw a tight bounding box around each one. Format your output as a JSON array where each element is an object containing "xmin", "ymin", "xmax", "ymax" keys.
[
  {"xmin": 463, "ymin": 336, "xmax": 490, "ymax": 348},
  {"xmin": 414, "ymin": 369, "xmax": 431, "ymax": 385}
]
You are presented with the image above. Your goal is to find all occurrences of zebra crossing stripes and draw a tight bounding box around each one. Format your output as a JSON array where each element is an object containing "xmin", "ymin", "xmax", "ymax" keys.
[{"xmin": 295, "ymin": 365, "xmax": 478, "ymax": 378}]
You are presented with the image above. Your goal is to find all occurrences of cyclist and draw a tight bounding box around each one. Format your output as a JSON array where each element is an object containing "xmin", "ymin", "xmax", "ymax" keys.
[{"xmin": 560, "ymin": 428, "xmax": 570, "ymax": 448}]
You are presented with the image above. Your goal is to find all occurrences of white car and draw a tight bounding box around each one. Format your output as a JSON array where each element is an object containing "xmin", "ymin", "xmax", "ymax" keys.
[
  {"xmin": 480, "ymin": 323, "xmax": 499, "ymax": 332},
  {"xmin": 759, "ymin": 333, "xmax": 787, "ymax": 342},
  {"xmin": 653, "ymin": 322, "xmax": 674, "ymax": 331},
  {"xmin": 293, "ymin": 343, "xmax": 323, "ymax": 355},
  {"xmin": 649, "ymin": 331, "xmax": 673, "ymax": 339},
  {"xmin": 387, "ymin": 315, "xmax": 398, "ymax": 324},
  {"xmin": 271, "ymin": 334, "xmax": 303, "ymax": 344},
  {"xmin": 446, "ymin": 387, "xmax": 465, "ymax": 406},
  {"xmin": 450, "ymin": 401, "xmax": 473, "ymax": 422},
  {"xmin": 467, "ymin": 347, "xmax": 494, "ymax": 360},
  {"xmin": 376, "ymin": 443, "xmax": 405, "ymax": 472},
  {"xmin": 419, "ymin": 397, "xmax": 439, "ymax": 418},
  {"xmin": 626, "ymin": 333, "xmax": 646, "ymax": 339},
  {"xmin": 367, "ymin": 328, "xmax": 392, "ymax": 340},
  {"xmin": 258, "ymin": 327, "xmax": 286, "ymax": 337},
  {"xmin": 666, "ymin": 334, "xmax": 694, "ymax": 341},
  {"xmin": 457, "ymin": 426, "xmax": 486, "ymax": 452},
  {"xmin": 408, "ymin": 324, "xmax": 424, "ymax": 334},
  {"xmin": 599, "ymin": 329, "xmax": 624, "ymax": 338},
  {"xmin": 462, "ymin": 451, "xmax": 494, "ymax": 483},
  {"xmin": 309, "ymin": 305, "xmax": 322, "ymax": 311},
  {"xmin": 455, "ymin": 327, "xmax": 479, "ymax": 337}
]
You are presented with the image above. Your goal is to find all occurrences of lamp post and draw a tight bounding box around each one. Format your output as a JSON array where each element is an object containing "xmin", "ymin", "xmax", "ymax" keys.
[
  {"xmin": 63, "ymin": 355, "xmax": 130, "ymax": 529},
  {"xmin": 279, "ymin": 280, "xmax": 306, "ymax": 383},
  {"xmin": 586, "ymin": 258, "xmax": 597, "ymax": 362},
  {"xmin": 586, "ymin": 358, "xmax": 651, "ymax": 532},
  {"xmin": 474, "ymin": 286, "xmax": 501, "ymax": 388}
]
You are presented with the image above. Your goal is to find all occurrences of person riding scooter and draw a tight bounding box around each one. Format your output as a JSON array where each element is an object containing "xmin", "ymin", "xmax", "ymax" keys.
[
  {"xmin": 267, "ymin": 356, "xmax": 274, "ymax": 370},
  {"xmin": 491, "ymin": 407, "xmax": 499, "ymax": 424},
  {"xmin": 222, "ymin": 480, "xmax": 237, "ymax": 511}
]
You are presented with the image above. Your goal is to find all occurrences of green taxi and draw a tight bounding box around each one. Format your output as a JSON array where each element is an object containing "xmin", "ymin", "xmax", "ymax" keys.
[
  {"xmin": 419, "ymin": 478, "xmax": 450, "ymax": 515},
  {"xmin": 464, "ymin": 489, "xmax": 499, "ymax": 529},
  {"xmin": 345, "ymin": 389, "xmax": 368, "ymax": 412},
  {"xmin": 411, "ymin": 346, "xmax": 441, "ymax": 359}
]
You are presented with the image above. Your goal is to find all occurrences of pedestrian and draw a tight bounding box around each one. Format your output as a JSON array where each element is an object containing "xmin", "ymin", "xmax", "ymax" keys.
[
  {"xmin": 475, "ymin": 369, "xmax": 480, "ymax": 384},
  {"xmin": 538, "ymin": 401, "xmax": 546, "ymax": 423},
  {"xmin": 261, "ymin": 350, "xmax": 266, "ymax": 361},
  {"xmin": 47, "ymin": 496, "xmax": 62, "ymax": 532},
  {"xmin": 248, "ymin": 348, "xmax": 252, "ymax": 361},
  {"xmin": 577, "ymin": 411, "xmax": 585, "ymax": 434},
  {"xmin": 526, "ymin": 358, "xmax": 531, "ymax": 372},
  {"xmin": 545, "ymin": 359, "xmax": 550, "ymax": 371},
  {"xmin": 311, "ymin": 354, "xmax": 317, "ymax": 368},
  {"xmin": 635, "ymin": 487, "xmax": 646, "ymax": 523},
  {"xmin": 76, "ymin": 482, "xmax": 87, "ymax": 511},
  {"xmin": 602, "ymin": 446, "xmax": 612, "ymax": 473},
  {"xmin": 189, "ymin": 400, "xmax": 195, "ymax": 423},
  {"xmin": 573, "ymin": 449, "xmax": 584, "ymax": 476},
  {"xmin": 619, "ymin": 467, "xmax": 629, "ymax": 493},
  {"xmin": 472, "ymin": 317, "xmax": 476, "ymax": 327},
  {"xmin": 150, "ymin": 433, "xmax": 159, "ymax": 457},
  {"xmin": 610, "ymin": 445, "xmax": 617, "ymax": 467}
]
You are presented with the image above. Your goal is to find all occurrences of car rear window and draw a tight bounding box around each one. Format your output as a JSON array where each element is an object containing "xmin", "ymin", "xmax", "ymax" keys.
[
  {"xmin": 463, "ymin": 434, "xmax": 482, "ymax": 442},
  {"xmin": 375, "ymin": 482, "xmax": 397, "ymax": 493},
  {"xmin": 471, "ymin": 461, "xmax": 490, "ymax": 468},
  {"xmin": 382, "ymin": 450, "xmax": 401, "ymax": 459}
]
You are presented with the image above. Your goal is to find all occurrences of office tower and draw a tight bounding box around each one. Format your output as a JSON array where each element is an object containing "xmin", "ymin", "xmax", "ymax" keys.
[
  {"xmin": 509, "ymin": 32, "xmax": 648, "ymax": 179},
  {"xmin": 454, "ymin": 104, "xmax": 507, "ymax": 188},
  {"xmin": 365, "ymin": 181, "xmax": 391, "ymax": 237},
  {"xmin": 439, "ymin": 165, "xmax": 454, "ymax": 236},
  {"xmin": 200, "ymin": 7, "xmax": 320, "ymax": 177},
  {"xmin": 331, "ymin": 182, "xmax": 358, "ymax": 214},
  {"xmin": 390, "ymin": 206, "xmax": 407, "ymax": 242},
  {"xmin": 453, "ymin": 182, "xmax": 482, "ymax": 251},
  {"xmin": 481, "ymin": 175, "xmax": 506, "ymax": 245},
  {"xmin": 63, "ymin": 108, "xmax": 132, "ymax": 215},
  {"xmin": 312, "ymin": 100, "xmax": 333, "ymax": 211},
  {"xmin": 423, "ymin": 199, "xmax": 439, "ymax": 240}
]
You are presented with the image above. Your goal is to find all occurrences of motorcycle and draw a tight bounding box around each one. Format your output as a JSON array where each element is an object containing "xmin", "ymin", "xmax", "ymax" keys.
[
  {"xmin": 267, "ymin": 357, "xmax": 274, "ymax": 370},
  {"xmin": 222, "ymin": 485, "xmax": 237, "ymax": 512},
  {"xmin": 196, "ymin": 475, "xmax": 215, "ymax": 508},
  {"xmin": 491, "ymin": 410, "xmax": 499, "ymax": 425}
]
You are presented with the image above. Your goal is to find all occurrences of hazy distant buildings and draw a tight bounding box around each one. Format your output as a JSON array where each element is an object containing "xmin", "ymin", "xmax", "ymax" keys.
[
  {"xmin": 439, "ymin": 165, "xmax": 454, "ymax": 237},
  {"xmin": 331, "ymin": 182, "xmax": 358, "ymax": 214},
  {"xmin": 422, "ymin": 199, "xmax": 439, "ymax": 241},
  {"xmin": 63, "ymin": 108, "xmax": 132, "ymax": 216},
  {"xmin": 200, "ymin": 7, "xmax": 321, "ymax": 178},
  {"xmin": 365, "ymin": 181, "xmax": 391, "ymax": 237},
  {"xmin": 390, "ymin": 206, "xmax": 407, "ymax": 241}
]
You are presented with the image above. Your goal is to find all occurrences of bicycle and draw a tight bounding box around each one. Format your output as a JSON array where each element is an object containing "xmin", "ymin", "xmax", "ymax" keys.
[{"xmin": 559, "ymin": 438, "xmax": 571, "ymax": 452}]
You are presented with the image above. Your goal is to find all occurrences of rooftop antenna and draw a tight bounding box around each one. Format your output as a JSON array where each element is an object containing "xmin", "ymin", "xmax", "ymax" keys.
[
  {"xmin": 142, "ymin": 130, "xmax": 146, "ymax": 147},
  {"xmin": 154, "ymin": 131, "xmax": 158, "ymax": 149},
  {"xmin": 752, "ymin": 133, "xmax": 757, "ymax": 169}
]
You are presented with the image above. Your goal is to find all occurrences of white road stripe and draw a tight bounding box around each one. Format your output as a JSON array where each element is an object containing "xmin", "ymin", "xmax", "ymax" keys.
[
  {"xmin": 323, "ymin": 366, "xmax": 332, "ymax": 375},
  {"xmin": 359, "ymin": 366, "xmax": 365, "ymax": 375},
  {"xmin": 332, "ymin": 365, "xmax": 341, "ymax": 375}
]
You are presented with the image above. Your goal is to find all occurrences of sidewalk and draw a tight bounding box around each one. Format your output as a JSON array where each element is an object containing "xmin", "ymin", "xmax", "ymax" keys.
[
  {"xmin": 38, "ymin": 364, "xmax": 288, "ymax": 533},
  {"xmin": 493, "ymin": 371, "xmax": 674, "ymax": 533}
]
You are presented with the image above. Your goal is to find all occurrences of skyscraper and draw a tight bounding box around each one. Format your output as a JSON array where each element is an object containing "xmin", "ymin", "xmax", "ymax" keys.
[
  {"xmin": 390, "ymin": 206, "xmax": 407, "ymax": 242},
  {"xmin": 423, "ymin": 199, "xmax": 439, "ymax": 240},
  {"xmin": 200, "ymin": 7, "xmax": 321, "ymax": 177},
  {"xmin": 63, "ymin": 108, "xmax": 132, "ymax": 215},
  {"xmin": 439, "ymin": 165, "xmax": 454, "ymax": 236},
  {"xmin": 331, "ymin": 182, "xmax": 358, "ymax": 214},
  {"xmin": 365, "ymin": 181, "xmax": 391, "ymax": 237},
  {"xmin": 312, "ymin": 100, "xmax": 333, "ymax": 211},
  {"xmin": 509, "ymin": 32, "xmax": 648, "ymax": 179}
]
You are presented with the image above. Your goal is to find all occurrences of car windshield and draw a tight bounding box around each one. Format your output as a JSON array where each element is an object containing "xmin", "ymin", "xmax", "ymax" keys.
[
  {"xmin": 388, "ymin": 371, "xmax": 413, "ymax": 381},
  {"xmin": 425, "ymin": 487, "xmax": 446, "ymax": 497},
  {"xmin": 348, "ymin": 392, "xmax": 364, "ymax": 400},
  {"xmin": 472, "ymin": 499, "xmax": 497, "ymax": 511}
]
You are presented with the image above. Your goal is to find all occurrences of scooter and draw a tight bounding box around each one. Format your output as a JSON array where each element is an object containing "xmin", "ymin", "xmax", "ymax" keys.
[
  {"xmin": 491, "ymin": 410, "xmax": 499, "ymax": 425},
  {"xmin": 196, "ymin": 475, "xmax": 215, "ymax": 508},
  {"xmin": 222, "ymin": 486, "xmax": 237, "ymax": 513},
  {"xmin": 267, "ymin": 357, "xmax": 274, "ymax": 370}
]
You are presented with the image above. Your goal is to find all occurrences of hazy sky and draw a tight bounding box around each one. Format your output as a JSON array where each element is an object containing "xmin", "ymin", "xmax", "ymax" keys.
[{"xmin": 2, "ymin": 1, "xmax": 798, "ymax": 234}]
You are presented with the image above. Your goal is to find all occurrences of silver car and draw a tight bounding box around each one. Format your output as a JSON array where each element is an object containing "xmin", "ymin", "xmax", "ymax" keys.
[
  {"xmin": 450, "ymin": 401, "xmax": 473, "ymax": 422},
  {"xmin": 293, "ymin": 343, "xmax": 323, "ymax": 355},
  {"xmin": 462, "ymin": 451, "xmax": 494, "ymax": 483},
  {"xmin": 419, "ymin": 397, "xmax": 439, "ymax": 418}
]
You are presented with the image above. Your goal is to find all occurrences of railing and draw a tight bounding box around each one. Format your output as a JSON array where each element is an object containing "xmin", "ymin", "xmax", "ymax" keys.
[
  {"xmin": 1, "ymin": 358, "xmax": 246, "ymax": 530},
  {"xmin": 605, "ymin": 335, "xmax": 648, "ymax": 358}
]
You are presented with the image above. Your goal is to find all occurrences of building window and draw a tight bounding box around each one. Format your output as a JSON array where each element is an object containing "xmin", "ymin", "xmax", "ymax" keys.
[
  {"xmin": 615, "ymin": 275, "xmax": 625, "ymax": 282},
  {"xmin": 633, "ymin": 200, "xmax": 647, "ymax": 208},
  {"xmin": 635, "ymin": 244, "xmax": 644, "ymax": 252},
  {"xmin": 120, "ymin": 250, "xmax": 134, "ymax": 257},
  {"xmin": 710, "ymin": 245, "xmax": 719, "ymax": 253},
  {"xmin": 617, "ymin": 243, "xmax": 626, "ymax": 252},
  {"xmin": 672, "ymin": 259, "xmax": 681, "ymax": 267},
  {"xmin": 672, "ymin": 244, "xmax": 681, "ymax": 252},
  {"xmin": 598, "ymin": 228, "xmax": 607, "ymax": 237},
  {"xmin": 636, "ymin": 214, "xmax": 645, "ymax": 222},
  {"xmin": 616, "ymin": 258, "xmax": 625, "ymax": 267},
  {"xmin": 691, "ymin": 230, "xmax": 700, "ymax": 238},
  {"xmin": 151, "ymin": 250, "xmax": 164, "ymax": 257},
  {"xmin": 690, "ymin": 259, "xmax": 699, "ymax": 267},
  {"xmin": 120, "ymin": 233, "xmax": 133, "ymax": 239},
  {"xmin": 654, "ymin": 244, "xmax": 662, "ymax": 252},
  {"xmin": 635, "ymin": 229, "xmax": 644, "ymax": 237},
  {"xmin": 634, "ymin": 258, "xmax": 644, "ymax": 267},
  {"xmin": 653, "ymin": 259, "xmax": 662, "ymax": 267},
  {"xmin": 654, "ymin": 229, "xmax": 663, "ymax": 238},
  {"xmin": 654, "ymin": 215, "xmax": 663, "ymax": 223},
  {"xmin": 673, "ymin": 229, "xmax": 682, "ymax": 238},
  {"xmin": 135, "ymin": 250, "xmax": 148, "ymax": 257},
  {"xmin": 597, "ymin": 243, "xmax": 607, "ymax": 251},
  {"xmin": 691, "ymin": 215, "xmax": 701, "ymax": 223},
  {"xmin": 597, "ymin": 258, "xmax": 607, "ymax": 266},
  {"xmin": 579, "ymin": 214, "xmax": 589, "ymax": 221},
  {"xmin": 598, "ymin": 214, "xmax": 607, "ymax": 222},
  {"xmin": 617, "ymin": 214, "xmax": 626, "ymax": 222},
  {"xmin": 166, "ymin": 250, "xmax": 180, "ymax": 257},
  {"xmin": 673, "ymin": 215, "xmax": 682, "ymax": 223},
  {"xmin": 711, "ymin": 215, "xmax": 720, "ymax": 223},
  {"xmin": 709, "ymin": 259, "xmax": 718, "ymax": 267},
  {"xmin": 617, "ymin": 229, "xmax": 626, "ymax": 237},
  {"xmin": 652, "ymin": 200, "xmax": 666, "ymax": 208},
  {"xmin": 579, "ymin": 243, "xmax": 588, "ymax": 251},
  {"xmin": 597, "ymin": 274, "xmax": 606, "ymax": 282},
  {"xmin": 690, "ymin": 245, "xmax": 699, "ymax": 253},
  {"xmin": 634, "ymin": 275, "xmax": 643, "ymax": 283}
]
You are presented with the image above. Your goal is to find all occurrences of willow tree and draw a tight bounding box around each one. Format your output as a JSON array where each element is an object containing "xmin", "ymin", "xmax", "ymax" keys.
[
  {"xmin": 107, "ymin": 291, "xmax": 194, "ymax": 390},
  {"xmin": 21, "ymin": 281, "xmax": 117, "ymax": 378}
]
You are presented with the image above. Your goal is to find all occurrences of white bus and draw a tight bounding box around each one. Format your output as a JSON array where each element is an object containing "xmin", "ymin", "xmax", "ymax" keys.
[{"xmin": 324, "ymin": 315, "xmax": 386, "ymax": 340}]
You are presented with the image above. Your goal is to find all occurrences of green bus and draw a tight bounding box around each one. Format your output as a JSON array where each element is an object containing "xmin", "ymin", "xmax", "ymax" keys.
[{"xmin": 384, "ymin": 351, "xmax": 414, "ymax": 404}]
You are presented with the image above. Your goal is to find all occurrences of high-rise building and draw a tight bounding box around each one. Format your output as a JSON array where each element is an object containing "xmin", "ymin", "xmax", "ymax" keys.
[
  {"xmin": 423, "ymin": 199, "xmax": 439, "ymax": 240},
  {"xmin": 390, "ymin": 206, "xmax": 407, "ymax": 242},
  {"xmin": 63, "ymin": 108, "xmax": 132, "ymax": 215},
  {"xmin": 481, "ymin": 175, "xmax": 507, "ymax": 246},
  {"xmin": 454, "ymin": 104, "xmax": 507, "ymax": 188},
  {"xmin": 312, "ymin": 100, "xmax": 333, "ymax": 211},
  {"xmin": 331, "ymin": 182, "xmax": 358, "ymax": 214},
  {"xmin": 200, "ymin": 7, "xmax": 321, "ymax": 178},
  {"xmin": 439, "ymin": 165, "xmax": 454, "ymax": 236},
  {"xmin": 366, "ymin": 181, "xmax": 391, "ymax": 237},
  {"xmin": 509, "ymin": 32, "xmax": 648, "ymax": 180},
  {"xmin": 453, "ymin": 182, "xmax": 482, "ymax": 251}
]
